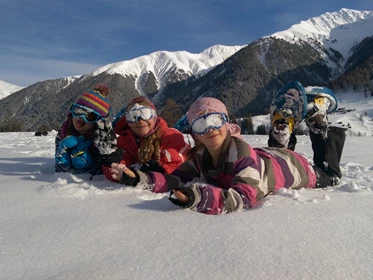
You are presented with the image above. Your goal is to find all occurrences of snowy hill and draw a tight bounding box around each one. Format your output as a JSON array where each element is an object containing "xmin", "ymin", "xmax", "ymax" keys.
[
  {"xmin": 0, "ymin": 80, "xmax": 23, "ymax": 100},
  {"xmin": 329, "ymin": 92, "xmax": 373, "ymax": 136},
  {"xmin": 268, "ymin": 8, "xmax": 373, "ymax": 75}
]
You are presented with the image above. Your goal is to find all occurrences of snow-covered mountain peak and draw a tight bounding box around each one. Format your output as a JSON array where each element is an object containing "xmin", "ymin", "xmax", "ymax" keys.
[
  {"xmin": 0, "ymin": 80, "xmax": 23, "ymax": 100},
  {"xmin": 267, "ymin": 8, "xmax": 373, "ymax": 75},
  {"xmin": 90, "ymin": 44, "xmax": 244, "ymax": 92},
  {"xmin": 202, "ymin": 44, "xmax": 243, "ymax": 57},
  {"xmin": 272, "ymin": 8, "xmax": 372, "ymax": 40}
]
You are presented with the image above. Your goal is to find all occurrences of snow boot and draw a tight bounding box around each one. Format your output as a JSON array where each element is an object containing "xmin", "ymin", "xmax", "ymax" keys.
[
  {"xmin": 311, "ymin": 126, "xmax": 347, "ymax": 188},
  {"xmin": 304, "ymin": 86, "xmax": 338, "ymax": 139},
  {"xmin": 268, "ymin": 81, "xmax": 307, "ymax": 150},
  {"xmin": 268, "ymin": 118, "xmax": 297, "ymax": 150}
]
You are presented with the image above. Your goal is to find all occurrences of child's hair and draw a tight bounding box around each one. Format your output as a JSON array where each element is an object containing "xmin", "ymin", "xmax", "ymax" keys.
[
  {"xmin": 138, "ymin": 128, "xmax": 161, "ymax": 163},
  {"xmin": 127, "ymin": 97, "xmax": 161, "ymax": 163}
]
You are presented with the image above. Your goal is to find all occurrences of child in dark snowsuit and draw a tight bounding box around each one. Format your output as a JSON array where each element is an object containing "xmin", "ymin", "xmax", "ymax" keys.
[{"xmin": 268, "ymin": 81, "xmax": 346, "ymax": 187}]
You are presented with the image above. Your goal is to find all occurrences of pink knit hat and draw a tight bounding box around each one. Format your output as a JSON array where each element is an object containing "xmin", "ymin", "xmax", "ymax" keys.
[{"xmin": 187, "ymin": 97, "xmax": 241, "ymax": 138}]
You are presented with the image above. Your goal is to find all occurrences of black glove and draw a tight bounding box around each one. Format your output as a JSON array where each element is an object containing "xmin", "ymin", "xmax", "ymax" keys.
[
  {"xmin": 168, "ymin": 186, "xmax": 195, "ymax": 208},
  {"xmin": 118, "ymin": 168, "xmax": 140, "ymax": 186},
  {"xmin": 139, "ymin": 160, "xmax": 165, "ymax": 173},
  {"xmin": 95, "ymin": 149, "xmax": 124, "ymax": 166}
]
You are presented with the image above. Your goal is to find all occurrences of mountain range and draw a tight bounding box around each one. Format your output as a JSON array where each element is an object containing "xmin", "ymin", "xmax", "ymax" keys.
[{"xmin": 0, "ymin": 8, "xmax": 372, "ymax": 131}]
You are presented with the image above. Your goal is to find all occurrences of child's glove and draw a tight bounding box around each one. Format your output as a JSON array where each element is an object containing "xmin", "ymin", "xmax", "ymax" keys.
[
  {"xmin": 119, "ymin": 169, "xmax": 140, "ymax": 186},
  {"xmin": 169, "ymin": 186, "xmax": 195, "ymax": 207},
  {"xmin": 94, "ymin": 118, "xmax": 118, "ymax": 155},
  {"xmin": 55, "ymin": 153, "xmax": 72, "ymax": 169},
  {"xmin": 139, "ymin": 160, "xmax": 165, "ymax": 173},
  {"xmin": 57, "ymin": 135, "xmax": 79, "ymax": 153},
  {"xmin": 55, "ymin": 135, "xmax": 80, "ymax": 169}
]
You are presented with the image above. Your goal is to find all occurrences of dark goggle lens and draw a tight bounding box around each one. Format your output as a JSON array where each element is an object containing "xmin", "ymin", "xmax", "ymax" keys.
[{"xmin": 71, "ymin": 105, "xmax": 100, "ymax": 123}]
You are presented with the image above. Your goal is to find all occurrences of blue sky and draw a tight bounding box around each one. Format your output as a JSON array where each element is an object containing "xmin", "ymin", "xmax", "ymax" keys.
[{"xmin": 1, "ymin": 0, "xmax": 373, "ymax": 86}]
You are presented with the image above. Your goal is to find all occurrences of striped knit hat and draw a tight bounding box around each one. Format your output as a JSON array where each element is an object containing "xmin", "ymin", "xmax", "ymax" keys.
[{"xmin": 74, "ymin": 84, "xmax": 111, "ymax": 117}]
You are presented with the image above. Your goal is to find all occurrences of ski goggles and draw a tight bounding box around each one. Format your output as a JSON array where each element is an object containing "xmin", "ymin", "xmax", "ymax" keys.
[
  {"xmin": 191, "ymin": 112, "xmax": 228, "ymax": 135},
  {"xmin": 70, "ymin": 104, "xmax": 101, "ymax": 123},
  {"xmin": 126, "ymin": 104, "xmax": 157, "ymax": 123}
]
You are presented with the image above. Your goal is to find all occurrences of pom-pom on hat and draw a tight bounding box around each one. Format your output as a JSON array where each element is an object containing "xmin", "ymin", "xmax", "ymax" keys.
[
  {"xmin": 74, "ymin": 84, "xmax": 111, "ymax": 118},
  {"xmin": 94, "ymin": 83, "xmax": 110, "ymax": 97}
]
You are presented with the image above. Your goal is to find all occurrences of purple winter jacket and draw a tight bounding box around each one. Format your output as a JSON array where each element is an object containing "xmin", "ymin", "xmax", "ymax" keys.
[{"xmin": 135, "ymin": 135, "xmax": 317, "ymax": 215}]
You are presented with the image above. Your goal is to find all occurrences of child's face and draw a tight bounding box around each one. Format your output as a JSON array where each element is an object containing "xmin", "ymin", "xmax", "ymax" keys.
[
  {"xmin": 72, "ymin": 117, "xmax": 95, "ymax": 134},
  {"xmin": 128, "ymin": 117, "xmax": 156, "ymax": 137},
  {"xmin": 195, "ymin": 124, "xmax": 228, "ymax": 150}
]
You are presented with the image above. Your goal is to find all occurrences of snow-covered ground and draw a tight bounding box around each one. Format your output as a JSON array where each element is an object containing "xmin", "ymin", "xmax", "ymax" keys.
[
  {"xmin": 0, "ymin": 129, "xmax": 373, "ymax": 279},
  {"xmin": 1, "ymin": 92, "xmax": 373, "ymax": 280}
]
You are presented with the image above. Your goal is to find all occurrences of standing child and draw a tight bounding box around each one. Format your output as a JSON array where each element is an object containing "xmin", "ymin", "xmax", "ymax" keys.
[{"xmin": 55, "ymin": 84, "xmax": 123, "ymax": 176}]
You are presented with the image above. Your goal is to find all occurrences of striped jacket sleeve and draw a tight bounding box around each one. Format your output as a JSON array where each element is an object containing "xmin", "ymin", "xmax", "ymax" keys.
[
  {"xmin": 134, "ymin": 158, "xmax": 200, "ymax": 193},
  {"xmin": 182, "ymin": 154, "xmax": 268, "ymax": 215},
  {"xmin": 136, "ymin": 145, "xmax": 269, "ymax": 215}
]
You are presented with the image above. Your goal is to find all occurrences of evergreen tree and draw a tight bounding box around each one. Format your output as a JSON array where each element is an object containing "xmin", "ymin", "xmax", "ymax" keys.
[
  {"xmin": 37, "ymin": 123, "xmax": 52, "ymax": 132},
  {"xmin": 159, "ymin": 98, "xmax": 183, "ymax": 127},
  {"xmin": 255, "ymin": 124, "xmax": 267, "ymax": 135},
  {"xmin": 0, "ymin": 119, "xmax": 23, "ymax": 132},
  {"xmin": 241, "ymin": 117, "xmax": 254, "ymax": 134}
]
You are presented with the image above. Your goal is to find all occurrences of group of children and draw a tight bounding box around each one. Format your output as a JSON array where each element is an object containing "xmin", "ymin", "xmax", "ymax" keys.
[{"xmin": 55, "ymin": 81, "xmax": 347, "ymax": 215}]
